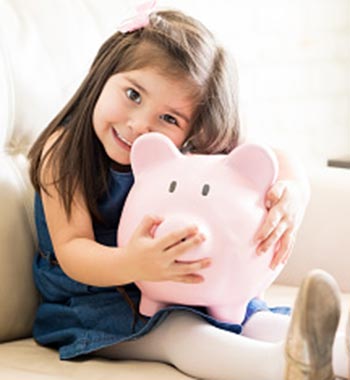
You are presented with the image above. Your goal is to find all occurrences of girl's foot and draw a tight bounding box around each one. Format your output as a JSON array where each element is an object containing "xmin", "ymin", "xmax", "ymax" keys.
[{"xmin": 284, "ymin": 269, "xmax": 341, "ymax": 380}]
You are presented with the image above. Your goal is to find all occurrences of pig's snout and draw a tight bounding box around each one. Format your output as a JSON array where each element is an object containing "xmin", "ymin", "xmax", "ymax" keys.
[{"xmin": 154, "ymin": 215, "xmax": 211, "ymax": 261}]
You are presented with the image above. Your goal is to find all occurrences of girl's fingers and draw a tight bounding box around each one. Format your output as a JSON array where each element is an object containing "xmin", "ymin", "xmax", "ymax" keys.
[
  {"xmin": 157, "ymin": 225, "xmax": 200, "ymax": 250},
  {"xmin": 171, "ymin": 273, "xmax": 205, "ymax": 284},
  {"xmin": 270, "ymin": 231, "xmax": 295, "ymax": 269},
  {"xmin": 167, "ymin": 232, "xmax": 206, "ymax": 258},
  {"xmin": 255, "ymin": 204, "xmax": 284, "ymax": 243},
  {"xmin": 170, "ymin": 259, "xmax": 212, "ymax": 283},
  {"xmin": 159, "ymin": 232, "xmax": 209, "ymax": 281},
  {"xmin": 257, "ymin": 218, "xmax": 288, "ymax": 255},
  {"xmin": 174, "ymin": 257, "xmax": 212, "ymax": 273},
  {"xmin": 265, "ymin": 181, "xmax": 286, "ymax": 209}
]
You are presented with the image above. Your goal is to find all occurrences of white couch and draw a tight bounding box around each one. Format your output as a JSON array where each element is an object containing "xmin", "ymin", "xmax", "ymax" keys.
[{"xmin": 1, "ymin": 1, "xmax": 349, "ymax": 379}]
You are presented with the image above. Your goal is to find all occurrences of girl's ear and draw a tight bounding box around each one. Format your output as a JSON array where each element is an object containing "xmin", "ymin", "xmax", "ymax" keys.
[
  {"xmin": 223, "ymin": 143, "xmax": 279, "ymax": 193},
  {"xmin": 131, "ymin": 132, "xmax": 182, "ymax": 175}
]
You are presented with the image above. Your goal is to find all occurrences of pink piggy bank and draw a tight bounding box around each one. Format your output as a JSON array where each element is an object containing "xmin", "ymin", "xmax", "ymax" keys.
[{"xmin": 118, "ymin": 132, "xmax": 284, "ymax": 324}]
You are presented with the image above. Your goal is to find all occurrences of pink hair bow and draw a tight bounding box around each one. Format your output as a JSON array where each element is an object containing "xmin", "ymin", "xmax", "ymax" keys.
[{"xmin": 119, "ymin": 0, "xmax": 157, "ymax": 33}]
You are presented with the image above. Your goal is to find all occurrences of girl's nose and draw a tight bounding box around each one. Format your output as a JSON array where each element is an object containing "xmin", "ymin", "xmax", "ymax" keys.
[
  {"xmin": 128, "ymin": 121, "xmax": 150, "ymax": 136},
  {"xmin": 128, "ymin": 111, "xmax": 152, "ymax": 136}
]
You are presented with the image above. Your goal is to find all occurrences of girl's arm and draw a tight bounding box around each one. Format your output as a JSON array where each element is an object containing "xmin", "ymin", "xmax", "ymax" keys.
[
  {"xmin": 41, "ymin": 135, "xmax": 210, "ymax": 287},
  {"xmin": 42, "ymin": 183, "xmax": 211, "ymax": 287},
  {"xmin": 255, "ymin": 148, "xmax": 311, "ymax": 269},
  {"xmin": 42, "ymin": 184, "xmax": 127, "ymax": 286}
]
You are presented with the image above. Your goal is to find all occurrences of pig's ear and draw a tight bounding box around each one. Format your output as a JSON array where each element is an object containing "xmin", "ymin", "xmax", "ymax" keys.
[
  {"xmin": 131, "ymin": 132, "xmax": 182, "ymax": 175},
  {"xmin": 224, "ymin": 143, "xmax": 279, "ymax": 193}
]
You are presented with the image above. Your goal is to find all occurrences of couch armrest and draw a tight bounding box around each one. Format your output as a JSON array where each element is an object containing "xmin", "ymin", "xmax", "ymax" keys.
[{"xmin": 0, "ymin": 154, "xmax": 39, "ymax": 342}]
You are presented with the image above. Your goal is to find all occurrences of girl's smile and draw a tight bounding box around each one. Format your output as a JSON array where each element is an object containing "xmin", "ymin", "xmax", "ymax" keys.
[
  {"xmin": 93, "ymin": 67, "xmax": 196, "ymax": 166},
  {"xmin": 112, "ymin": 127, "xmax": 133, "ymax": 150}
]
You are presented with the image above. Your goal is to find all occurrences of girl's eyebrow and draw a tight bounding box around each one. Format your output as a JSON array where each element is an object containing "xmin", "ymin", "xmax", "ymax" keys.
[
  {"xmin": 125, "ymin": 77, "xmax": 148, "ymax": 95},
  {"xmin": 124, "ymin": 76, "xmax": 190, "ymax": 124}
]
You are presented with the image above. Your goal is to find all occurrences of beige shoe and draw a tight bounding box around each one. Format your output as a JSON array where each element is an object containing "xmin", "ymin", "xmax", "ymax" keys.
[
  {"xmin": 284, "ymin": 269, "xmax": 341, "ymax": 380},
  {"xmin": 347, "ymin": 310, "xmax": 350, "ymax": 379}
]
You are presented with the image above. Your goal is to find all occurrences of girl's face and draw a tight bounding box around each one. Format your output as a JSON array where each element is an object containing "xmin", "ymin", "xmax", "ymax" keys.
[{"xmin": 93, "ymin": 67, "xmax": 195, "ymax": 167}]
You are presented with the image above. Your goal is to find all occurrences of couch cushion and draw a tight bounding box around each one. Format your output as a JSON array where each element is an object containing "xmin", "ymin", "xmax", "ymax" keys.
[
  {"xmin": 0, "ymin": 285, "xmax": 349, "ymax": 380},
  {"xmin": 0, "ymin": 339, "xmax": 194, "ymax": 380},
  {"xmin": 276, "ymin": 167, "xmax": 350, "ymax": 293}
]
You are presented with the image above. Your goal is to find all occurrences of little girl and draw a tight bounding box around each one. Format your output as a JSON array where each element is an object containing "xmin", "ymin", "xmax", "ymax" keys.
[{"xmin": 28, "ymin": 4, "xmax": 348, "ymax": 380}]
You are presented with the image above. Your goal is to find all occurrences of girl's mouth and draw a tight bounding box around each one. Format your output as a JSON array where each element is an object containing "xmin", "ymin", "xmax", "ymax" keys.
[{"xmin": 112, "ymin": 128, "xmax": 133, "ymax": 149}]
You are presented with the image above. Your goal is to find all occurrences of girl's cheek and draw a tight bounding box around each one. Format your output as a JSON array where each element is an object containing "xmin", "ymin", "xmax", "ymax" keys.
[
  {"xmin": 100, "ymin": 99, "xmax": 123, "ymax": 121},
  {"xmin": 162, "ymin": 131, "xmax": 186, "ymax": 148}
]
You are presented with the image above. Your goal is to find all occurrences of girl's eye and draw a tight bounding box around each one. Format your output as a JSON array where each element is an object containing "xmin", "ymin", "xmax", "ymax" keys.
[
  {"xmin": 160, "ymin": 114, "xmax": 178, "ymax": 126},
  {"xmin": 126, "ymin": 88, "xmax": 141, "ymax": 104}
]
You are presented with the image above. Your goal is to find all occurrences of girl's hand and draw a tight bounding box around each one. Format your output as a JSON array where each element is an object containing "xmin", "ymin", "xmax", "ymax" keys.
[
  {"xmin": 255, "ymin": 180, "xmax": 308, "ymax": 270},
  {"xmin": 123, "ymin": 215, "xmax": 211, "ymax": 284}
]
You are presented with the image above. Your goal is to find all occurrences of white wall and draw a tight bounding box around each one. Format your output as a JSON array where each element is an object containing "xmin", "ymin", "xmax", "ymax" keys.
[
  {"xmin": 162, "ymin": 0, "xmax": 350, "ymax": 169},
  {"xmin": 3, "ymin": 0, "xmax": 348, "ymax": 169}
]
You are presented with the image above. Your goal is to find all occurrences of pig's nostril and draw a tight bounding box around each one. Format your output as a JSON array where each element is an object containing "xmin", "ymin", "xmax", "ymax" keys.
[
  {"xmin": 202, "ymin": 184, "xmax": 210, "ymax": 196},
  {"xmin": 169, "ymin": 180, "xmax": 177, "ymax": 193}
]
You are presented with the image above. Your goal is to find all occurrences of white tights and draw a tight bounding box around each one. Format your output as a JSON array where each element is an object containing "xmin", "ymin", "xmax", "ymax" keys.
[{"xmin": 95, "ymin": 311, "xmax": 348, "ymax": 380}]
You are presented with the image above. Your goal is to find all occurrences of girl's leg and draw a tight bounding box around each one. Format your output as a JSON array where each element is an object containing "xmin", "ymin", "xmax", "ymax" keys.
[
  {"xmin": 95, "ymin": 270, "xmax": 346, "ymax": 380},
  {"xmin": 242, "ymin": 311, "xmax": 290, "ymax": 342},
  {"xmin": 96, "ymin": 310, "xmax": 285, "ymax": 380}
]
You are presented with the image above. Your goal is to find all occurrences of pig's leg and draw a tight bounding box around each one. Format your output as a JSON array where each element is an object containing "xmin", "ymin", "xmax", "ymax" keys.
[
  {"xmin": 208, "ymin": 303, "xmax": 248, "ymax": 324},
  {"xmin": 139, "ymin": 294, "xmax": 167, "ymax": 316}
]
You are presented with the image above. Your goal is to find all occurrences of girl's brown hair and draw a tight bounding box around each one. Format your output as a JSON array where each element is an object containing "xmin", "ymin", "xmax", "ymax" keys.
[{"xmin": 28, "ymin": 9, "xmax": 240, "ymax": 221}]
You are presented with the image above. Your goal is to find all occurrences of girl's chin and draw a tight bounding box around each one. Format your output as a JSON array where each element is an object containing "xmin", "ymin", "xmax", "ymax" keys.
[
  {"xmin": 110, "ymin": 160, "xmax": 131, "ymax": 172},
  {"xmin": 106, "ymin": 148, "xmax": 131, "ymax": 170}
]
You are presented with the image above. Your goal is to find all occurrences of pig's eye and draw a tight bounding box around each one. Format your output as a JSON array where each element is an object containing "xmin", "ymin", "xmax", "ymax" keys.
[
  {"xmin": 169, "ymin": 180, "xmax": 177, "ymax": 193},
  {"xmin": 202, "ymin": 184, "xmax": 210, "ymax": 196}
]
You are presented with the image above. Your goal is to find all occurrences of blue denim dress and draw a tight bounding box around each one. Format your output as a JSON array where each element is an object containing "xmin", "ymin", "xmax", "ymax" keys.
[{"xmin": 32, "ymin": 168, "xmax": 290, "ymax": 360}]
